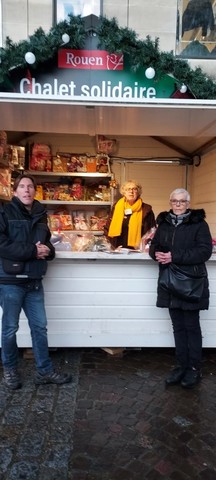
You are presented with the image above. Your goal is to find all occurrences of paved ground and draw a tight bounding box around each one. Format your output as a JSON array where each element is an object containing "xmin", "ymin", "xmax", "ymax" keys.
[{"xmin": 0, "ymin": 347, "xmax": 216, "ymax": 480}]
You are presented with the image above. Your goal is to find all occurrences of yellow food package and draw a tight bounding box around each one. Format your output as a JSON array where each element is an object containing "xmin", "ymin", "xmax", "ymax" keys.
[{"xmin": 34, "ymin": 185, "xmax": 43, "ymax": 200}]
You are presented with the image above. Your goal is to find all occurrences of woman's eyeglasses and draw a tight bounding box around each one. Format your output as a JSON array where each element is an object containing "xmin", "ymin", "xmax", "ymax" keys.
[
  {"xmin": 170, "ymin": 199, "xmax": 188, "ymax": 205},
  {"xmin": 125, "ymin": 188, "xmax": 138, "ymax": 192}
]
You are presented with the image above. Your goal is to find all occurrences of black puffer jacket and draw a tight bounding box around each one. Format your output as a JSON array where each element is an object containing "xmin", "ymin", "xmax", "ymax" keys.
[
  {"xmin": 0, "ymin": 197, "xmax": 55, "ymax": 284},
  {"xmin": 149, "ymin": 209, "xmax": 212, "ymax": 310}
]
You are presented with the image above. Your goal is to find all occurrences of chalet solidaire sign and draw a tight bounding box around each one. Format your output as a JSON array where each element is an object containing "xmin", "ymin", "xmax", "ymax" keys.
[{"xmin": 3, "ymin": 49, "xmax": 177, "ymax": 101}]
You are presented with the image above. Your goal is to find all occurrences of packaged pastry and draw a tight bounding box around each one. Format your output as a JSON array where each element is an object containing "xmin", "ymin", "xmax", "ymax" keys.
[
  {"xmin": 0, "ymin": 131, "xmax": 7, "ymax": 162},
  {"xmin": 53, "ymin": 155, "xmax": 68, "ymax": 172},
  {"xmin": 76, "ymin": 155, "xmax": 87, "ymax": 172},
  {"xmin": 43, "ymin": 183, "xmax": 56, "ymax": 200},
  {"xmin": 96, "ymin": 154, "xmax": 110, "ymax": 173},
  {"xmin": 34, "ymin": 185, "xmax": 43, "ymax": 201},
  {"xmin": 70, "ymin": 178, "xmax": 84, "ymax": 200},
  {"xmin": 86, "ymin": 156, "xmax": 97, "ymax": 172},
  {"xmin": 90, "ymin": 215, "xmax": 100, "ymax": 230},
  {"xmin": 48, "ymin": 214, "xmax": 73, "ymax": 231},
  {"xmin": 72, "ymin": 233, "xmax": 95, "ymax": 251},
  {"xmin": 29, "ymin": 143, "xmax": 52, "ymax": 171},
  {"xmin": 0, "ymin": 168, "xmax": 11, "ymax": 199},
  {"xmin": 96, "ymin": 135, "xmax": 117, "ymax": 155},
  {"xmin": 73, "ymin": 212, "xmax": 89, "ymax": 231},
  {"xmin": 7, "ymin": 145, "xmax": 25, "ymax": 170},
  {"xmin": 67, "ymin": 155, "xmax": 85, "ymax": 172},
  {"xmin": 53, "ymin": 184, "xmax": 71, "ymax": 201}
]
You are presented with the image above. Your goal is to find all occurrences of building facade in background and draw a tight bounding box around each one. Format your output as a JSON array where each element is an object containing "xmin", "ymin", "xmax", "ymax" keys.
[
  {"xmin": 177, "ymin": 0, "xmax": 216, "ymax": 59},
  {"xmin": 0, "ymin": 1, "xmax": 216, "ymax": 79}
]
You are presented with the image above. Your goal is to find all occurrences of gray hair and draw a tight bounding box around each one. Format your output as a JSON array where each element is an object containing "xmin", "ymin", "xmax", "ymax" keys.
[
  {"xmin": 120, "ymin": 180, "xmax": 142, "ymax": 197},
  {"xmin": 169, "ymin": 188, "xmax": 190, "ymax": 201}
]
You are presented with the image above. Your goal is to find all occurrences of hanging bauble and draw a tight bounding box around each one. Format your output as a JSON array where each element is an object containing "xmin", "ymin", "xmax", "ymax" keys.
[
  {"xmin": 145, "ymin": 67, "xmax": 155, "ymax": 79},
  {"xmin": 180, "ymin": 84, "xmax": 187, "ymax": 93},
  {"xmin": 62, "ymin": 33, "xmax": 70, "ymax": 44},
  {"xmin": 25, "ymin": 52, "xmax": 36, "ymax": 64}
]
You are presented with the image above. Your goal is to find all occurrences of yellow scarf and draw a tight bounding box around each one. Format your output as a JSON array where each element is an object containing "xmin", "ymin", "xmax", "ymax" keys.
[{"xmin": 108, "ymin": 197, "xmax": 142, "ymax": 247}]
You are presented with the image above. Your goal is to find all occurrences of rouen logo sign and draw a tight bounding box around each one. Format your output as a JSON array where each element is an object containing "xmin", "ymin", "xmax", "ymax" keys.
[{"xmin": 58, "ymin": 49, "xmax": 124, "ymax": 71}]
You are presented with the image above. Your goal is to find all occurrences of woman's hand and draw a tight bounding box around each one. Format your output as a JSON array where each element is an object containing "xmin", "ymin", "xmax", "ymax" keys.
[{"xmin": 155, "ymin": 251, "xmax": 172, "ymax": 264}]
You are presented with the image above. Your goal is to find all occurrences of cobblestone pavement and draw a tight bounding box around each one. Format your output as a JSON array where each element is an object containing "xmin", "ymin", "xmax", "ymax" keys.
[{"xmin": 0, "ymin": 348, "xmax": 216, "ymax": 480}]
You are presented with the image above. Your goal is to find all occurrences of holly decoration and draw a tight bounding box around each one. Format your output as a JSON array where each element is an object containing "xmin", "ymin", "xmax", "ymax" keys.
[{"xmin": 0, "ymin": 15, "xmax": 216, "ymax": 99}]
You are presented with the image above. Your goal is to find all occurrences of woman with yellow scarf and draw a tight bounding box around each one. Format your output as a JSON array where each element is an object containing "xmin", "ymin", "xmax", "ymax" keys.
[{"xmin": 105, "ymin": 180, "xmax": 156, "ymax": 250}]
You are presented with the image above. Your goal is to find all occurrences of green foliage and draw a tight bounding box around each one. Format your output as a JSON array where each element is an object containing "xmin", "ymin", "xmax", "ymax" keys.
[
  {"xmin": 0, "ymin": 15, "xmax": 86, "ymax": 84},
  {"xmin": 0, "ymin": 14, "xmax": 216, "ymax": 99}
]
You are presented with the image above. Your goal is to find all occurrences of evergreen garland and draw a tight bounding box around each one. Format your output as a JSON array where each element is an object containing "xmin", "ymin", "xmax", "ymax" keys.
[{"xmin": 0, "ymin": 14, "xmax": 216, "ymax": 99}]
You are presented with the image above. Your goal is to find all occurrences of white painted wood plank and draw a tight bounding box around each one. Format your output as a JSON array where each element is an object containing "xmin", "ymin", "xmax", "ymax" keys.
[
  {"xmin": 28, "ymin": 292, "xmax": 156, "ymax": 307},
  {"xmin": 43, "ymin": 278, "xmax": 157, "ymax": 293},
  {"xmin": 1, "ymin": 257, "xmax": 216, "ymax": 348}
]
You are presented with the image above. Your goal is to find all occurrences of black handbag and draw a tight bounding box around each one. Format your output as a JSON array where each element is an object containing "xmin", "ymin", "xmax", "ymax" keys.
[
  {"xmin": 2, "ymin": 258, "xmax": 25, "ymax": 274},
  {"xmin": 159, "ymin": 263, "xmax": 206, "ymax": 302}
]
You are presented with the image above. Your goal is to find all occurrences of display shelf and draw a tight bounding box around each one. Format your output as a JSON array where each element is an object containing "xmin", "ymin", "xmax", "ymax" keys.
[
  {"xmin": 53, "ymin": 230, "xmax": 104, "ymax": 234},
  {"xmin": 26, "ymin": 168, "xmax": 113, "ymax": 250},
  {"xmin": 41, "ymin": 200, "xmax": 112, "ymax": 206},
  {"xmin": 28, "ymin": 169, "xmax": 114, "ymax": 206},
  {"xmin": 51, "ymin": 230, "xmax": 104, "ymax": 236},
  {"xmin": 27, "ymin": 171, "xmax": 113, "ymax": 178}
]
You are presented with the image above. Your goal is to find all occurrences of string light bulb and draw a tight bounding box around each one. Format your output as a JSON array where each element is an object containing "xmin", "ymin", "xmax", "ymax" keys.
[
  {"xmin": 25, "ymin": 52, "xmax": 36, "ymax": 64},
  {"xmin": 62, "ymin": 33, "xmax": 70, "ymax": 44},
  {"xmin": 145, "ymin": 67, "xmax": 156, "ymax": 79},
  {"xmin": 180, "ymin": 83, "xmax": 187, "ymax": 93}
]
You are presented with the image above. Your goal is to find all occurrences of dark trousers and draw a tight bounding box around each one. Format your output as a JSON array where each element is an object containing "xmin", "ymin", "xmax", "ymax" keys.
[{"xmin": 169, "ymin": 308, "xmax": 202, "ymax": 370}]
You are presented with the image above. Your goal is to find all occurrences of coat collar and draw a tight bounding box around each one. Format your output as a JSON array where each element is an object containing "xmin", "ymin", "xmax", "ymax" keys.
[{"xmin": 156, "ymin": 208, "xmax": 206, "ymax": 225}]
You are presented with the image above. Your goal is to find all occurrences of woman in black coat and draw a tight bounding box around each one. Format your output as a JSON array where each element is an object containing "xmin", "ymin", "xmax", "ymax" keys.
[{"xmin": 149, "ymin": 188, "xmax": 212, "ymax": 389}]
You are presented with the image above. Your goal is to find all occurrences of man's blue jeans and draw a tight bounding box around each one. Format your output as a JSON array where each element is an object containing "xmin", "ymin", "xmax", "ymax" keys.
[{"xmin": 0, "ymin": 282, "xmax": 53, "ymax": 374}]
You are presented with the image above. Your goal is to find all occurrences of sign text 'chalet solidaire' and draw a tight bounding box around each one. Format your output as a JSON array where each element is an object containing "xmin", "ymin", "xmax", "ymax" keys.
[{"xmin": 13, "ymin": 49, "xmax": 176, "ymax": 101}]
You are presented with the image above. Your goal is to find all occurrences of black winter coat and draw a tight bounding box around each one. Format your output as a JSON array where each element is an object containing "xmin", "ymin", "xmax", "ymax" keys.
[
  {"xmin": 149, "ymin": 209, "xmax": 212, "ymax": 310},
  {"xmin": 0, "ymin": 197, "xmax": 55, "ymax": 283},
  {"xmin": 104, "ymin": 201, "xmax": 156, "ymax": 249}
]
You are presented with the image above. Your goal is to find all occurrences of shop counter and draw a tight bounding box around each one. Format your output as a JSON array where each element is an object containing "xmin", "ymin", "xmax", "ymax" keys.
[{"xmin": 1, "ymin": 252, "xmax": 216, "ymax": 348}]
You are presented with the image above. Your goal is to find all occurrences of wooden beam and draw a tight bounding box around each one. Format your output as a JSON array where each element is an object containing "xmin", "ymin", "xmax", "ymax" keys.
[{"xmin": 151, "ymin": 136, "xmax": 191, "ymax": 158}]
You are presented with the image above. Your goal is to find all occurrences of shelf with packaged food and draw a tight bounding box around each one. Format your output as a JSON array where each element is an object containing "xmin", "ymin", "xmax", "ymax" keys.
[
  {"xmin": 27, "ymin": 172, "xmax": 113, "ymax": 201},
  {"xmin": 25, "ymin": 171, "xmax": 113, "ymax": 204},
  {"xmin": 27, "ymin": 172, "xmax": 112, "ymax": 178},
  {"xmin": 40, "ymin": 200, "xmax": 112, "ymax": 206},
  {"xmin": 25, "ymin": 170, "xmax": 114, "ymax": 251}
]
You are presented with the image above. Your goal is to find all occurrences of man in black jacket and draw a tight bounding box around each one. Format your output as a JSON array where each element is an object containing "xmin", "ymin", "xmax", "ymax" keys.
[{"xmin": 0, "ymin": 175, "xmax": 72, "ymax": 389}]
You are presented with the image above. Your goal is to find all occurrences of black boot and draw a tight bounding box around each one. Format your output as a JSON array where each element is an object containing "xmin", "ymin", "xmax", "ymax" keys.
[
  {"xmin": 181, "ymin": 368, "xmax": 202, "ymax": 389},
  {"xmin": 165, "ymin": 366, "xmax": 186, "ymax": 386}
]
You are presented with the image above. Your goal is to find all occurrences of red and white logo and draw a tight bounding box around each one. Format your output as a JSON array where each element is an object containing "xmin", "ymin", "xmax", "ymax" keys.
[{"xmin": 58, "ymin": 49, "xmax": 124, "ymax": 70}]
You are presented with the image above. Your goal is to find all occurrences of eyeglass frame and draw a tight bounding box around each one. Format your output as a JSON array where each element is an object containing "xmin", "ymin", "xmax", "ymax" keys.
[{"xmin": 170, "ymin": 199, "xmax": 189, "ymax": 205}]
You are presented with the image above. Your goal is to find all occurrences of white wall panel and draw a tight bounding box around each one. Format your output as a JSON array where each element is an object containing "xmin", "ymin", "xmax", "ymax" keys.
[
  {"xmin": 0, "ymin": 257, "xmax": 215, "ymax": 349},
  {"xmin": 192, "ymin": 151, "xmax": 216, "ymax": 237}
]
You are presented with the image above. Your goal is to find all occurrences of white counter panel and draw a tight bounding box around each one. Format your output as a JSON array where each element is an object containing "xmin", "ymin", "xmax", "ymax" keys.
[{"xmin": 1, "ymin": 253, "xmax": 216, "ymax": 348}]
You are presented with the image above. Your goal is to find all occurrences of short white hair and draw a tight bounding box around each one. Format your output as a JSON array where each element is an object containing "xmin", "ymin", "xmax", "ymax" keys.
[{"xmin": 169, "ymin": 188, "xmax": 190, "ymax": 201}]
